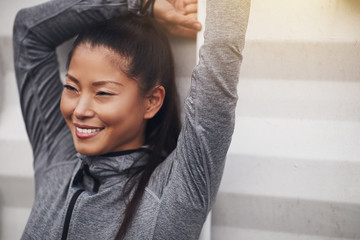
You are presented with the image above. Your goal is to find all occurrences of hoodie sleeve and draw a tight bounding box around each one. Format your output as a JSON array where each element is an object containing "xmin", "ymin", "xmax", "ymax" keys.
[
  {"xmin": 150, "ymin": 0, "xmax": 251, "ymax": 239},
  {"xmin": 13, "ymin": 0, "xmax": 143, "ymax": 175}
]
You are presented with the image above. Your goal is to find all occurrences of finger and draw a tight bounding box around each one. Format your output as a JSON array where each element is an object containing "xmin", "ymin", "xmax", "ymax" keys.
[
  {"xmin": 155, "ymin": 15, "xmax": 197, "ymax": 38},
  {"xmin": 174, "ymin": 0, "xmax": 186, "ymax": 11},
  {"xmin": 165, "ymin": 23, "xmax": 198, "ymax": 39},
  {"xmin": 166, "ymin": 11, "xmax": 201, "ymax": 31},
  {"xmin": 186, "ymin": 13, "xmax": 197, "ymax": 20},
  {"xmin": 184, "ymin": 0, "xmax": 198, "ymax": 5},
  {"xmin": 184, "ymin": 3, "xmax": 197, "ymax": 15}
]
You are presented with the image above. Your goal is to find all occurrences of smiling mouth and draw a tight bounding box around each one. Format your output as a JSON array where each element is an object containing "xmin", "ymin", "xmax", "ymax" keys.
[{"xmin": 75, "ymin": 126, "xmax": 104, "ymax": 139}]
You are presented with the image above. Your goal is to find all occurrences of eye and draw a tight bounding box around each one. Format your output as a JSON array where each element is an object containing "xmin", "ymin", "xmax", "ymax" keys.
[
  {"xmin": 64, "ymin": 84, "xmax": 78, "ymax": 92},
  {"xmin": 96, "ymin": 91, "xmax": 114, "ymax": 96}
]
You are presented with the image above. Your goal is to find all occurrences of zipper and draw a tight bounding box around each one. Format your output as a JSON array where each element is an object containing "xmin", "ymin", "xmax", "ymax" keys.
[{"xmin": 61, "ymin": 189, "xmax": 85, "ymax": 240}]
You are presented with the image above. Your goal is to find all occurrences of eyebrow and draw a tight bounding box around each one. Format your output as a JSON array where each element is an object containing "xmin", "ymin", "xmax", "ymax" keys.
[
  {"xmin": 66, "ymin": 73, "xmax": 123, "ymax": 87},
  {"xmin": 65, "ymin": 73, "xmax": 79, "ymax": 84},
  {"xmin": 92, "ymin": 81, "xmax": 123, "ymax": 87}
]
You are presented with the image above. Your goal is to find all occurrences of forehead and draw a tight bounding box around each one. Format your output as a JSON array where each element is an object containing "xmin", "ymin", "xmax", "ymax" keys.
[
  {"xmin": 71, "ymin": 43, "xmax": 131, "ymax": 73},
  {"xmin": 67, "ymin": 44, "xmax": 134, "ymax": 85}
]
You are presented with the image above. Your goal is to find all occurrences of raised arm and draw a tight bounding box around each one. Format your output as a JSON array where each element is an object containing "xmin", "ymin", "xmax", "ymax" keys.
[
  {"xmin": 180, "ymin": 0, "xmax": 250, "ymax": 206},
  {"xmin": 151, "ymin": 0, "xmax": 251, "ymax": 238},
  {"xmin": 192, "ymin": 0, "xmax": 251, "ymax": 200},
  {"xmin": 12, "ymin": 0, "xmax": 143, "ymax": 173}
]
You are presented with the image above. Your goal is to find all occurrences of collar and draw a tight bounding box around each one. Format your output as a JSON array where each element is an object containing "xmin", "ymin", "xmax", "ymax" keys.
[{"xmin": 74, "ymin": 147, "xmax": 150, "ymax": 192}]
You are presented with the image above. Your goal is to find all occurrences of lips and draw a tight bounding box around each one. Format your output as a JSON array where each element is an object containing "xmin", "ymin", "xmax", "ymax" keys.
[{"xmin": 74, "ymin": 124, "xmax": 104, "ymax": 139}]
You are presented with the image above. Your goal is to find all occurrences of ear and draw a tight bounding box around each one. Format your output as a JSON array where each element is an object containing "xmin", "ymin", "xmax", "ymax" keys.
[{"xmin": 144, "ymin": 86, "xmax": 165, "ymax": 119}]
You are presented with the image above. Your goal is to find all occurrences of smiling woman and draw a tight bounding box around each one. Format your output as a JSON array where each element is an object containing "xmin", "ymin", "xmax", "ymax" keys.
[
  {"xmin": 12, "ymin": 0, "xmax": 250, "ymax": 239},
  {"xmin": 60, "ymin": 15, "xmax": 181, "ymax": 238}
]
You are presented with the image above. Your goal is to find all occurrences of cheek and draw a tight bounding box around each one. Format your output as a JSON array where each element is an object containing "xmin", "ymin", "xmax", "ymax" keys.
[
  {"xmin": 97, "ymin": 102, "xmax": 130, "ymax": 126},
  {"xmin": 101, "ymin": 97, "xmax": 145, "ymax": 126}
]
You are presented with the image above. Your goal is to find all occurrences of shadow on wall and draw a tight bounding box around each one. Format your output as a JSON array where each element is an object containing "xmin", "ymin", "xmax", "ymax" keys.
[{"xmin": 213, "ymin": 192, "xmax": 360, "ymax": 239}]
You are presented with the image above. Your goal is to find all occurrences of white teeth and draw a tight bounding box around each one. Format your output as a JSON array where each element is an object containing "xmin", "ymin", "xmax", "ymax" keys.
[{"xmin": 76, "ymin": 127, "xmax": 102, "ymax": 133}]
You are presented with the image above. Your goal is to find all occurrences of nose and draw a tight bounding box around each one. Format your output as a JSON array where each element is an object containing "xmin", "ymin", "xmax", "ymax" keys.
[{"xmin": 73, "ymin": 94, "xmax": 95, "ymax": 120}]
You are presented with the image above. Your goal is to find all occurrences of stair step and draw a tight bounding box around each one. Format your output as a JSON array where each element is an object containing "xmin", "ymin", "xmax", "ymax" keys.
[
  {"xmin": 229, "ymin": 117, "xmax": 360, "ymax": 163},
  {"xmin": 212, "ymin": 226, "xmax": 357, "ymax": 240},
  {"xmin": 0, "ymin": 206, "xmax": 31, "ymax": 240},
  {"xmin": 0, "ymin": 175, "xmax": 34, "ymax": 208},
  {"xmin": 240, "ymin": 40, "xmax": 360, "ymax": 81},
  {"xmin": 236, "ymin": 79, "xmax": 360, "ymax": 122},
  {"xmin": 0, "ymin": 139, "xmax": 33, "ymax": 177},
  {"xmin": 221, "ymin": 153, "xmax": 360, "ymax": 204},
  {"xmin": 212, "ymin": 192, "xmax": 360, "ymax": 239}
]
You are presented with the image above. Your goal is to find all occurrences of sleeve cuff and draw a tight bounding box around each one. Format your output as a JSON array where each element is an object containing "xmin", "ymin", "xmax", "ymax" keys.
[{"xmin": 137, "ymin": 0, "xmax": 155, "ymax": 16}]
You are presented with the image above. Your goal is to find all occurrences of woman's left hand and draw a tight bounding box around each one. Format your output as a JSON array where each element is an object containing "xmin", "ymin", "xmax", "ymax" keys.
[{"xmin": 153, "ymin": 0, "xmax": 202, "ymax": 38}]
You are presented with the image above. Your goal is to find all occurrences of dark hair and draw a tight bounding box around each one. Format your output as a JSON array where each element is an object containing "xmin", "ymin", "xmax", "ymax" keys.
[{"xmin": 67, "ymin": 14, "xmax": 181, "ymax": 239}]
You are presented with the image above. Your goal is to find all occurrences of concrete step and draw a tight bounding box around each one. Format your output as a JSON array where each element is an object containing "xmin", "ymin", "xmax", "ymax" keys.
[
  {"xmin": 229, "ymin": 117, "xmax": 360, "ymax": 164},
  {"xmin": 213, "ymin": 154, "xmax": 360, "ymax": 239},
  {"xmin": 236, "ymin": 79, "xmax": 360, "ymax": 122},
  {"xmin": 0, "ymin": 176, "xmax": 34, "ymax": 240},
  {"xmin": 212, "ymin": 191, "xmax": 360, "ymax": 239},
  {"xmin": 0, "ymin": 176, "xmax": 34, "ymax": 208},
  {"xmin": 212, "ymin": 150, "xmax": 360, "ymax": 239},
  {"xmin": 221, "ymin": 153, "xmax": 360, "ymax": 205},
  {"xmin": 212, "ymin": 226, "xmax": 357, "ymax": 240},
  {"xmin": 0, "ymin": 139, "xmax": 33, "ymax": 177},
  {"xmin": 0, "ymin": 206, "xmax": 32, "ymax": 240},
  {"xmin": 240, "ymin": 40, "xmax": 360, "ymax": 81}
]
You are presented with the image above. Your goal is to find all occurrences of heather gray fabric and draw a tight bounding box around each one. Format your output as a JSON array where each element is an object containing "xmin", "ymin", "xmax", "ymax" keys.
[{"xmin": 13, "ymin": 0, "xmax": 250, "ymax": 239}]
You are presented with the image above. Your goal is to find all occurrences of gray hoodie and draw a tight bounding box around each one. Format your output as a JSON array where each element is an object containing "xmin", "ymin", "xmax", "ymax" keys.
[{"xmin": 13, "ymin": 0, "xmax": 250, "ymax": 239}]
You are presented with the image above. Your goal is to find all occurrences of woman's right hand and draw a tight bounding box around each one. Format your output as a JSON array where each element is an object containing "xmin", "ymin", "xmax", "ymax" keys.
[{"xmin": 153, "ymin": 0, "xmax": 202, "ymax": 38}]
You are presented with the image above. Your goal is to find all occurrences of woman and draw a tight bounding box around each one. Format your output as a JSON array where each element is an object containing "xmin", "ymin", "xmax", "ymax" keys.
[{"xmin": 13, "ymin": 0, "xmax": 250, "ymax": 239}]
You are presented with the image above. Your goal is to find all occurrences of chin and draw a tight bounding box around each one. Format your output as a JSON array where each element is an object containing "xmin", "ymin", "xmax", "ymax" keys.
[{"xmin": 74, "ymin": 144, "xmax": 102, "ymax": 156}]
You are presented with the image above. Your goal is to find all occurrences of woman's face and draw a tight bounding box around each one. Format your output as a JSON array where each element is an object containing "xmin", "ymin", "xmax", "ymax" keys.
[{"xmin": 60, "ymin": 44, "xmax": 148, "ymax": 156}]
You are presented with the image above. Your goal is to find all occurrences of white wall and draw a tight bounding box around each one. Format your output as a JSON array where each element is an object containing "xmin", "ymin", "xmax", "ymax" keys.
[{"xmin": 213, "ymin": 0, "xmax": 360, "ymax": 239}]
